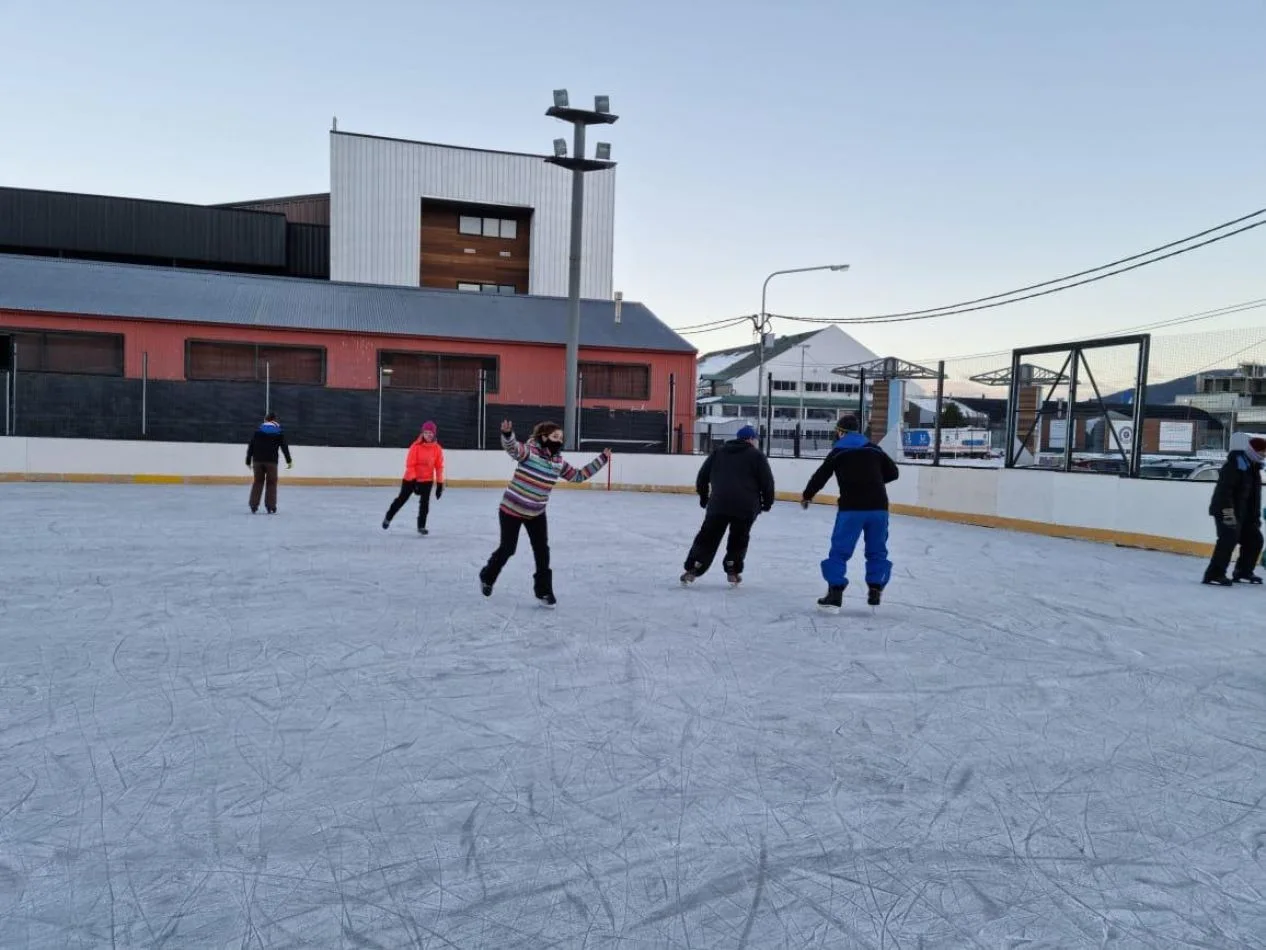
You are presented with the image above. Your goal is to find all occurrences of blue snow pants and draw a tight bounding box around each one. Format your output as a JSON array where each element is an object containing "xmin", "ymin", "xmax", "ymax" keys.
[{"xmin": 820, "ymin": 509, "xmax": 892, "ymax": 589}]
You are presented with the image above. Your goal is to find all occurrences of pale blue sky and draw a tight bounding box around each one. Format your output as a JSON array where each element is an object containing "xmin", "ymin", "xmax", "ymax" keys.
[{"xmin": 3, "ymin": 0, "xmax": 1264, "ymax": 363}]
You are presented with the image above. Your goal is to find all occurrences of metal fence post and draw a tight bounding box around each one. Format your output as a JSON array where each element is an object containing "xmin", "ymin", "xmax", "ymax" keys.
[
  {"xmin": 577, "ymin": 372, "xmax": 585, "ymax": 449},
  {"xmin": 1129, "ymin": 335, "xmax": 1151, "ymax": 478},
  {"xmin": 933, "ymin": 360, "xmax": 944, "ymax": 466},
  {"xmin": 667, "ymin": 373, "xmax": 675, "ymax": 454},
  {"xmin": 264, "ymin": 360, "xmax": 271, "ymax": 415},
  {"xmin": 477, "ymin": 369, "xmax": 487, "ymax": 450},
  {"xmin": 141, "ymin": 351, "xmax": 149, "ymax": 436},
  {"xmin": 765, "ymin": 371, "xmax": 774, "ymax": 454},
  {"xmin": 2, "ymin": 370, "xmax": 9, "ymax": 437}
]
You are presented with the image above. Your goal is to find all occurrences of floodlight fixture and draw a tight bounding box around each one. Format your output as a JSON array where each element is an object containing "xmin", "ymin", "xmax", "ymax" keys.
[
  {"xmin": 594, "ymin": 95, "xmax": 610, "ymax": 113},
  {"xmin": 553, "ymin": 89, "xmax": 569, "ymax": 108},
  {"xmin": 595, "ymin": 142, "xmax": 612, "ymax": 161},
  {"xmin": 553, "ymin": 138, "xmax": 567, "ymax": 157},
  {"xmin": 829, "ymin": 264, "xmax": 850, "ymax": 271}
]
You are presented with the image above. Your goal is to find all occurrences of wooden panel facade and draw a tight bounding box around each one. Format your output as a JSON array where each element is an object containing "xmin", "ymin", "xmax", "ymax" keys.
[{"xmin": 419, "ymin": 201, "xmax": 531, "ymax": 294}]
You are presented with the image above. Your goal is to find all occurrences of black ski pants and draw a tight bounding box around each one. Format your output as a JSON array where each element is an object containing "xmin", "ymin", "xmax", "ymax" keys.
[
  {"xmin": 385, "ymin": 479, "xmax": 434, "ymax": 528},
  {"xmin": 684, "ymin": 513, "xmax": 754, "ymax": 576},
  {"xmin": 1207, "ymin": 516, "xmax": 1264, "ymax": 579},
  {"xmin": 483, "ymin": 511, "xmax": 551, "ymax": 587}
]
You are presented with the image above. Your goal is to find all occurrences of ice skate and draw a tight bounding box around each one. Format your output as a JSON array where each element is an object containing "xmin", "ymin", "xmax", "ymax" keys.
[
  {"xmin": 1233, "ymin": 571, "xmax": 1263, "ymax": 585},
  {"xmin": 817, "ymin": 585, "xmax": 845, "ymax": 612},
  {"xmin": 418, "ymin": 526, "xmax": 429, "ymax": 536},
  {"xmin": 479, "ymin": 568, "xmax": 494, "ymax": 597},
  {"xmin": 381, "ymin": 518, "xmax": 390, "ymax": 530},
  {"xmin": 726, "ymin": 572, "xmax": 742, "ymax": 587},
  {"xmin": 534, "ymin": 570, "xmax": 557, "ymax": 608},
  {"xmin": 1202, "ymin": 574, "xmax": 1233, "ymax": 587},
  {"xmin": 867, "ymin": 584, "xmax": 883, "ymax": 606},
  {"xmin": 679, "ymin": 570, "xmax": 698, "ymax": 587}
]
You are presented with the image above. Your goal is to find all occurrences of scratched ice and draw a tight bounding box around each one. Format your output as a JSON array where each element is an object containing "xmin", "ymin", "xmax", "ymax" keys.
[{"xmin": 1, "ymin": 482, "xmax": 1265, "ymax": 949}]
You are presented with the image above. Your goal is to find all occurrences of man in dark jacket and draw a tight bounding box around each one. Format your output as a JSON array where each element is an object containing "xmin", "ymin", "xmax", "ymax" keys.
[
  {"xmin": 245, "ymin": 412, "xmax": 293, "ymax": 514},
  {"xmin": 1203, "ymin": 432, "xmax": 1265, "ymax": 585},
  {"xmin": 800, "ymin": 414, "xmax": 900, "ymax": 611},
  {"xmin": 681, "ymin": 425, "xmax": 775, "ymax": 587}
]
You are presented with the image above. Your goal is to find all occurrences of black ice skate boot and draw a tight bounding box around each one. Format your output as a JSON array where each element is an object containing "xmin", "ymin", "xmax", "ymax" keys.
[
  {"xmin": 867, "ymin": 584, "xmax": 883, "ymax": 606},
  {"xmin": 418, "ymin": 524, "xmax": 429, "ymax": 536},
  {"xmin": 479, "ymin": 566, "xmax": 496, "ymax": 597},
  {"xmin": 1202, "ymin": 573, "xmax": 1233, "ymax": 587},
  {"xmin": 382, "ymin": 516, "xmax": 391, "ymax": 530},
  {"xmin": 723, "ymin": 559, "xmax": 741, "ymax": 587},
  {"xmin": 817, "ymin": 585, "xmax": 845, "ymax": 612},
  {"xmin": 680, "ymin": 560, "xmax": 703, "ymax": 587},
  {"xmin": 534, "ymin": 570, "xmax": 557, "ymax": 608}
]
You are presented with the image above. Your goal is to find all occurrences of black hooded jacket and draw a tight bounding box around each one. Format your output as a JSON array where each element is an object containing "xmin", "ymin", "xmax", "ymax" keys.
[
  {"xmin": 696, "ymin": 440, "xmax": 776, "ymax": 519},
  {"xmin": 1210, "ymin": 450, "xmax": 1263, "ymax": 524}
]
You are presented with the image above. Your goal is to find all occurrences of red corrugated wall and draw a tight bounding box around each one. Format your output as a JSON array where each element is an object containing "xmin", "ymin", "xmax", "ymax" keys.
[{"xmin": 0, "ymin": 309, "xmax": 698, "ymax": 447}]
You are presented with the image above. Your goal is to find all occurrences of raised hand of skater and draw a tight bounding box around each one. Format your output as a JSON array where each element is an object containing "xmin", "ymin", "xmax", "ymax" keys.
[
  {"xmin": 602, "ymin": 448, "xmax": 612, "ymax": 460},
  {"xmin": 501, "ymin": 420, "xmax": 514, "ymax": 434}
]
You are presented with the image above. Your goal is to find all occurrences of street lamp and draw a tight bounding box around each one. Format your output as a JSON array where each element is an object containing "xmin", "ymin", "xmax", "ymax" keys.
[
  {"xmin": 544, "ymin": 89, "xmax": 618, "ymax": 451},
  {"xmin": 755, "ymin": 265, "xmax": 849, "ymax": 442},
  {"xmin": 377, "ymin": 366, "xmax": 393, "ymax": 444}
]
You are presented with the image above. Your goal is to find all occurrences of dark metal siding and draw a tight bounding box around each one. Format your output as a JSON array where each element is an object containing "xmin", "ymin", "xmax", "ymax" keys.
[
  {"xmin": 225, "ymin": 194, "xmax": 330, "ymax": 226},
  {"xmin": 0, "ymin": 187, "xmax": 286, "ymax": 267},
  {"xmin": 285, "ymin": 223, "xmax": 330, "ymax": 279}
]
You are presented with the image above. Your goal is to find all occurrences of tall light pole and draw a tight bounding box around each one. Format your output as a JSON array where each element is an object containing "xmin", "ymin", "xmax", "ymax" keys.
[
  {"xmin": 755, "ymin": 265, "xmax": 849, "ymax": 436},
  {"xmin": 797, "ymin": 343, "xmax": 811, "ymax": 430},
  {"xmin": 545, "ymin": 89, "xmax": 618, "ymax": 451}
]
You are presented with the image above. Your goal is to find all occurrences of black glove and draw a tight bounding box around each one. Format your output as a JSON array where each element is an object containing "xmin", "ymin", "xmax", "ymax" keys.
[
  {"xmin": 435, "ymin": 483, "xmax": 444, "ymax": 499},
  {"xmin": 699, "ymin": 494, "xmax": 709, "ymax": 509}
]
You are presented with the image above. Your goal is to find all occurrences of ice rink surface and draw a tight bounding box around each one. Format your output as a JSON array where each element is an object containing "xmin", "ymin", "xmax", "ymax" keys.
[{"xmin": 2, "ymin": 481, "xmax": 1265, "ymax": 949}]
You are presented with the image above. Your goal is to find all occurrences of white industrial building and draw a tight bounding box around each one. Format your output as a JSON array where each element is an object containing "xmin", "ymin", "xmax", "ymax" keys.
[{"xmin": 329, "ymin": 131, "xmax": 616, "ymax": 298}]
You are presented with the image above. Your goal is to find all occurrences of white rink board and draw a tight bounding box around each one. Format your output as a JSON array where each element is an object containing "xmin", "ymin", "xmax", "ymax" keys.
[
  {"xmin": 0, "ymin": 436, "xmax": 1222, "ymax": 548},
  {"xmin": 0, "ymin": 483, "xmax": 1262, "ymax": 948}
]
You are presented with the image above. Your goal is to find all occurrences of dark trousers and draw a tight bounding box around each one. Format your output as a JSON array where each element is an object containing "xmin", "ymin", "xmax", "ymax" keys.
[
  {"xmin": 385, "ymin": 479, "xmax": 434, "ymax": 528},
  {"xmin": 249, "ymin": 462, "xmax": 278, "ymax": 511},
  {"xmin": 684, "ymin": 514, "xmax": 754, "ymax": 576},
  {"xmin": 483, "ymin": 511, "xmax": 551, "ymax": 591},
  {"xmin": 1207, "ymin": 516, "xmax": 1264, "ymax": 579}
]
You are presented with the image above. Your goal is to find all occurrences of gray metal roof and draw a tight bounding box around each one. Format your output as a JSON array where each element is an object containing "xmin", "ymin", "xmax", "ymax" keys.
[{"xmin": 0, "ymin": 253, "xmax": 694, "ymax": 354}]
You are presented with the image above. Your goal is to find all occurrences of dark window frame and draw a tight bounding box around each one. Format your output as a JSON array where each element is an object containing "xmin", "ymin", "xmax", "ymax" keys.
[
  {"xmin": 579, "ymin": 361, "xmax": 652, "ymax": 401},
  {"xmin": 378, "ymin": 349, "xmax": 500, "ymax": 394},
  {"xmin": 457, "ymin": 216, "xmax": 520, "ymax": 240},
  {"xmin": 0, "ymin": 325, "xmax": 125, "ymax": 376},
  {"xmin": 184, "ymin": 338, "xmax": 327, "ymax": 386}
]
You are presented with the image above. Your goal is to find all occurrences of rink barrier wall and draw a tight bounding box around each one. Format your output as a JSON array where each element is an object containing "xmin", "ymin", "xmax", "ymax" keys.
[{"xmin": 0, "ymin": 437, "xmax": 1215, "ymax": 557}]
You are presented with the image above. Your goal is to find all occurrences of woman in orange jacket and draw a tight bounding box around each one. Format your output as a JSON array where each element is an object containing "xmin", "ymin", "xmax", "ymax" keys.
[{"xmin": 382, "ymin": 421, "xmax": 446, "ymax": 534}]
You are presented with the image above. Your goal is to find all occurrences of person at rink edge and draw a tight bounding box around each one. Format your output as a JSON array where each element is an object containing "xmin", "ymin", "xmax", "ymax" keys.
[
  {"xmin": 680, "ymin": 424, "xmax": 775, "ymax": 587},
  {"xmin": 1202, "ymin": 431, "xmax": 1266, "ymax": 586},
  {"xmin": 800, "ymin": 413, "xmax": 900, "ymax": 612},
  {"xmin": 382, "ymin": 420, "xmax": 445, "ymax": 535},
  {"xmin": 479, "ymin": 420, "xmax": 611, "ymax": 607},
  {"xmin": 245, "ymin": 412, "xmax": 292, "ymax": 514}
]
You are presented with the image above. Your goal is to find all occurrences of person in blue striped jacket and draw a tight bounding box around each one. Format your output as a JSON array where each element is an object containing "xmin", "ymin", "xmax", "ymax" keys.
[{"xmin": 479, "ymin": 420, "xmax": 611, "ymax": 606}]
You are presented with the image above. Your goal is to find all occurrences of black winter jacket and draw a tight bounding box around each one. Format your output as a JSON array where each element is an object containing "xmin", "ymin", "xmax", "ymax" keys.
[
  {"xmin": 696, "ymin": 440, "xmax": 776, "ymax": 519},
  {"xmin": 802, "ymin": 432, "xmax": 900, "ymax": 511},
  {"xmin": 1209, "ymin": 450, "xmax": 1262, "ymax": 524},
  {"xmin": 246, "ymin": 421, "xmax": 292, "ymax": 466}
]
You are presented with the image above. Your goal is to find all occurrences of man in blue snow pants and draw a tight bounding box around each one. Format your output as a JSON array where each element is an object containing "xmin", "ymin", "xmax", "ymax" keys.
[{"xmin": 799, "ymin": 414, "xmax": 900, "ymax": 612}]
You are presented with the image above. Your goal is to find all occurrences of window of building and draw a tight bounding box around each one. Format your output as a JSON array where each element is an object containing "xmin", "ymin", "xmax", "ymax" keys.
[
  {"xmin": 803, "ymin": 381, "xmax": 828, "ymax": 393},
  {"xmin": 771, "ymin": 380, "xmax": 796, "ymax": 392},
  {"xmin": 458, "ymin": 216, "xmax": 519, "ymax": 239},
  {"xmin": 186, "ymin": 340, "xmax": 326, "ymax": 384},
  {"xmin": 579, "ymin": 362, "xmax": 651, "ymax": 400},
  {"xmin": 773, "ymin": 407, "xmax": 799, "ymax": 419},
  {"xmin": 721, "ymin": 404, "xmax": 741, "ymax": 418},
  {"xmin": 7, "ymin": 328, "xmax": 125, "ymax": 376},
  {"xmin": 456, "ymin": 282, "xmax": 516, "ymax": 295},
  {"xmin": 830, "ymin": 382, "xmax": 857, "ymax": 394},
  {"xmin": 380, "ymin": 351, "xmax": 499, "ymax": 393},
  {"xmin": 805, "ymin": 407, "xmax": 836, "ymax": 421}
]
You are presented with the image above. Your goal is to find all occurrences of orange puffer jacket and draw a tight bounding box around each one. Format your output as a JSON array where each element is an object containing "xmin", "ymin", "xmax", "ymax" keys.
[{"xmin": 404, "ymin": 439, "xmax": 445, "ymax": 483}]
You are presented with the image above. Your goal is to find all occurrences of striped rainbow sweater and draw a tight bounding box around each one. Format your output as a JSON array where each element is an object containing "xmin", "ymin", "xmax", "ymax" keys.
[{"xmin": 499, "ymin": 431, "xmax": 608, "ymax": 519}]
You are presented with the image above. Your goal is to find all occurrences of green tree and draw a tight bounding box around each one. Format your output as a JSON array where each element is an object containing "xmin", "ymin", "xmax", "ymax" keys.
[{"xmin": 939, "ymin": 402, "xmax": 966, "ymax": 428}]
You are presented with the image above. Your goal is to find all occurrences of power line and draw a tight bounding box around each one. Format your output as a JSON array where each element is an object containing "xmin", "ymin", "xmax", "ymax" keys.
[
  {"xmin": 770, "ymin": 218, "xmax": 1266, "ymax": 327},
  {"xmin": 911, "ymin": 296, "xmax": 1266, "ymax": 365}
]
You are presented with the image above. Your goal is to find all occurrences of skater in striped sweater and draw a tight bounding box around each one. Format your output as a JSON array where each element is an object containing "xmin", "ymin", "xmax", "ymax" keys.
[{"xmin": 479, "ymin": 420, "xmax": 611, "ymax": 605}]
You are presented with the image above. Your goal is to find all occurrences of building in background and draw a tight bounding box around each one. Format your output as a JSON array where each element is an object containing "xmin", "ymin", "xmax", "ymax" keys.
[
  {"xmin": 328, "ymin": 131, "xmax": 614, "ymax": 297},
  {"xmin": 0, "ymin": 253, "xmax": 693, "ymax": 451},
  {"xmin": 695, "ymin": 325, "xmax": 877, "ymax": 453}
]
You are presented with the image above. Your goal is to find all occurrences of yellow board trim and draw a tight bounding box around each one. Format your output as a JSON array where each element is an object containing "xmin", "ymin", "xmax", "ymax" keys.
[{"xmin": 2, "ymin": 473, "xmax": 1211, "ymax": 557}]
